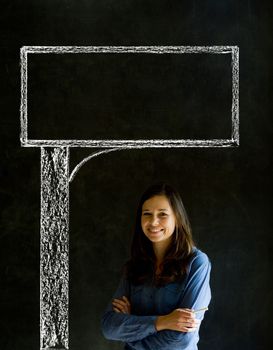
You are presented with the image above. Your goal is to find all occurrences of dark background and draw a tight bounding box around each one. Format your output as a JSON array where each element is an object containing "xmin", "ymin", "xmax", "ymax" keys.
[
  {"xmin": 1, "ymin": 1, "xmax": 272, "ymax": 350},
  {"xmin": 27, "ymin": 52, "xmax": 232, "ymax": 140}
]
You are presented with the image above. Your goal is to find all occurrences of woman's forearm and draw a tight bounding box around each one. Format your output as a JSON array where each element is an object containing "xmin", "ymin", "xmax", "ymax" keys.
[
  {"xmin": 155, "ymin": 315, "xmax": 166, "ymax": 331},
  {"xmin": 155, "ymin": 309, "xmax": 199, "ymax": 333},
  {"xmin": 101, "ymin": 310, "xmax": 158, "ymax": 342}
]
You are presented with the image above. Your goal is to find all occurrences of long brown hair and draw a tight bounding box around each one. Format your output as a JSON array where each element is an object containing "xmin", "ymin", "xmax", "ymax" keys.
[{"xmin": 124, "ymin": 183, "xmax": 195, "ymax": 287}]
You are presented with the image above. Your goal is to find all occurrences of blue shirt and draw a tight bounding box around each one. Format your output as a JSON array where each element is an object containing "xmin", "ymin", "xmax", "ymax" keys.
[{"xmin": 101, "ymin": 247, "xmax": 211, "ymax": 350}]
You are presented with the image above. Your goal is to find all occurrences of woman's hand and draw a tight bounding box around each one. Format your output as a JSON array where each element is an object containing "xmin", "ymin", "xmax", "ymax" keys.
[
  {"xmin": 112, "ymin": 296, "xmax": 131, "ymax": 314},
  {"xmin": 155, "ymin": 308, "xmax": 200, "ymax": 333}
]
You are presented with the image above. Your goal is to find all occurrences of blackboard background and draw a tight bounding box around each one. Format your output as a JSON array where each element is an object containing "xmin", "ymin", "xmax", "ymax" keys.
[
  {"xmin": 1, "ymin": 1, "xmax": 272, "ymax": 350},
  {"xmin": 27, "ymin": 51, "xmax": 232, "ymax": 140}
]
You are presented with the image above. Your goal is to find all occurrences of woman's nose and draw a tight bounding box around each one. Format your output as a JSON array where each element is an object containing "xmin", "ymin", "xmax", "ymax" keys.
[{"xmin": 150, "ymin": 215, "xmax": 159, "ymax": 225}]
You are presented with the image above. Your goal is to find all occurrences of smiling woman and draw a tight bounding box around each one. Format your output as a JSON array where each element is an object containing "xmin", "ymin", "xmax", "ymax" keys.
[
  {"xmin": 101, "ymin": 183, "xmax": 211, "ymax": 350},
  {"xmin": 141, "ymin": 195, "xmax": 177, "ymax": 267}
]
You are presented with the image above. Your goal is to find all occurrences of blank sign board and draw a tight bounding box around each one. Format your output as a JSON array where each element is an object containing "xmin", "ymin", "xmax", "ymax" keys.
[{"xmin": 20, "ymin": 46, "xmax": 239, "ymax": 148}]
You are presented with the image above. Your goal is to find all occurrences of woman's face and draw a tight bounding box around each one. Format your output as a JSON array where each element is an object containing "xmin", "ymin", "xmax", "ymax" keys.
[{"xmin": 141, "ymin": 195, "xmax": 176, "ymax": 244}]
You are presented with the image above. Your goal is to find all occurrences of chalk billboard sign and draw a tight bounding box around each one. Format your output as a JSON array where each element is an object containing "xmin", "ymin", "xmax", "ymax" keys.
[
  {"xmin": 20, "ymin": 45, "xmax": 239, "ymax": 350},
  {"xmin": 21, "ymin": 46, "xmax": 239, "ymax": 148}
]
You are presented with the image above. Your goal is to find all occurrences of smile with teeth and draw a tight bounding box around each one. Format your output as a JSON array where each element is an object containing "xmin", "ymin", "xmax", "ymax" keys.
[{"xmin": 148, "ymin": 228, "xmax": 163, "ymax": 233}]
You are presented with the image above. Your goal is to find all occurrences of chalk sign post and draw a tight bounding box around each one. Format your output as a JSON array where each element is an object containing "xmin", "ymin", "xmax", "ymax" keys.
[{"xmin": 20, "ymin": 45, "xmax": 239, "ymax": 350}]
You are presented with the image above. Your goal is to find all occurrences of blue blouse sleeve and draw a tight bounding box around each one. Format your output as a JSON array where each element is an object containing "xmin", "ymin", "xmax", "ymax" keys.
[
  {"xmin": 127, "ymin": 251, "xmax": 212, "ymax": 350},
  {"xmin": 101, "ymin": 275, "xmax": 158, "ymax": 342}
]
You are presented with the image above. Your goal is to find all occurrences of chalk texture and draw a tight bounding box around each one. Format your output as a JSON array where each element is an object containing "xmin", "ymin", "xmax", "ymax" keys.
[{"xmin": 40, "ymin": 147, "xmax": 69, "ymax": 350}]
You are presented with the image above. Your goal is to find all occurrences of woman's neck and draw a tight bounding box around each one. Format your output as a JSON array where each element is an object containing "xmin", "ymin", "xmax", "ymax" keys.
[{"xmin": 153, "ymin": 241, "xmax": 168, "ymax": 265}]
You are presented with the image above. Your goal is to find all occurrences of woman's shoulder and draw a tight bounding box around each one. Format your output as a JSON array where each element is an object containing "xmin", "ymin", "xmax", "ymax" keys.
[{"xmin": 189, "ymin": 247, "xmax": 211, "ymax": 269}]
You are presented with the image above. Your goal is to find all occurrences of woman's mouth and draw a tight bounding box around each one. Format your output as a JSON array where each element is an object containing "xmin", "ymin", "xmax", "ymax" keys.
[{"xmin": 148, "ymin": 229, "xmax": 164, "ymax": 235}]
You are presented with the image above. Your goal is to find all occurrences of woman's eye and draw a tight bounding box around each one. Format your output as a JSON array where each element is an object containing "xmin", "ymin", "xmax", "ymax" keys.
[{"xmin": 142, "ymin": 212, "xmax": 168, "ymax": 217}]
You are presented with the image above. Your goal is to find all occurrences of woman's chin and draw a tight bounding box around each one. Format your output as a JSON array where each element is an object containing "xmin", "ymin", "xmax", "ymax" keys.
[{"xmin": 147, "ymin": 232, "xmax": 165, "ymax": 242}]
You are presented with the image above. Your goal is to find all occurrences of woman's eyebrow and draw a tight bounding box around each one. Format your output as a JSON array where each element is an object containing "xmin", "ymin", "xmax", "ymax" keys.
[{"xmin": 142, "ymin": 209, "xmax": 169, "ymax": 212}]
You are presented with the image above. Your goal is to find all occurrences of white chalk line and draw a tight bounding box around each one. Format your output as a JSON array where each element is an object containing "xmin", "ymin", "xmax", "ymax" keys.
[
  {"xmin": 231, "ymin": 46, "xmax": 239, "ymax": 144},
  {"xmin": 69, "ymin": 148, "xmax": 120, "ymax": 183},
  {"xmin": 21, "ymin": 45, "xmax": 237, "ymax": 54},
  {"xmin": 21, "ymin": 139, "xmax": 239, "ymax": 148}
]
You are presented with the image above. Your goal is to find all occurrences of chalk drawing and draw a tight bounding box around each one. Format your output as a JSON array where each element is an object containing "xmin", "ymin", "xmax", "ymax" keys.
[
  {"xmin": 69, "ymin": 148, "xmax": 120, "ymax": 183},
  {"xmin": 20, "ymin": 45, "xmax": 239, "ymax": 148},
  {"xmin": 40, "ymin": 147, "xmax": 69, "ymax": 349},
  {"xmin": 20, "ymin": 45, "xmax": 239, "ymax": 350}
]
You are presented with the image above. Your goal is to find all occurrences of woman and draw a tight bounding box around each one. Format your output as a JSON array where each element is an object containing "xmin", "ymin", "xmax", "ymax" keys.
[{"xmin": 101, "ymin": 183, "xmax": 211, "ymax": 350}]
